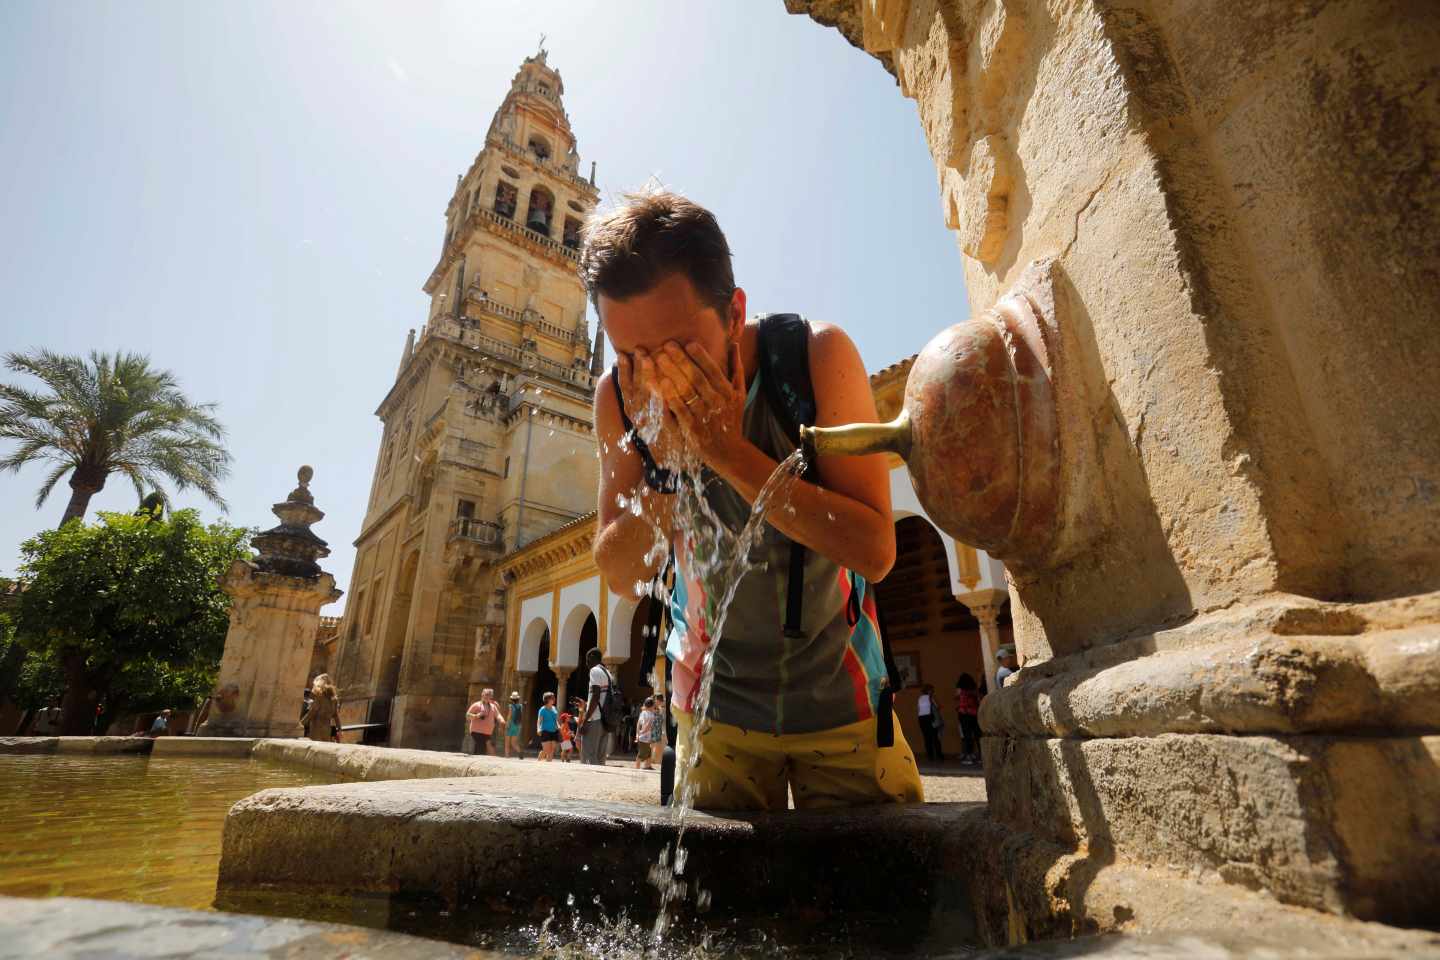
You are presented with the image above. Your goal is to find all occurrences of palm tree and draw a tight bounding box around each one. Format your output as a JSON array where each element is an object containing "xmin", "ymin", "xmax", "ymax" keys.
[{"xmin": 0, "ymin": 350, "xmax": 230, "ymax": 526}]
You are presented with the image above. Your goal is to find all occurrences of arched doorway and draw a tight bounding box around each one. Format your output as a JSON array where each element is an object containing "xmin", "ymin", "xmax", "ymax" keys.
[
  {"xmin": 529, "ymin": 630, "xmax": 557, "ymax": 731},
  {"xmin": 873, "ymin": 516, "xmax": 988, "ymax": 763},
  {"xmin": 562, "ymin": 614, "xmax": 599, "ymax": 713}
]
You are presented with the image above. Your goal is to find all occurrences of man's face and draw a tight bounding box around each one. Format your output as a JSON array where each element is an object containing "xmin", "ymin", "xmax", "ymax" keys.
[{"xmin": 598, "ymin": 272, "xmax": 740, "ymax": 392}]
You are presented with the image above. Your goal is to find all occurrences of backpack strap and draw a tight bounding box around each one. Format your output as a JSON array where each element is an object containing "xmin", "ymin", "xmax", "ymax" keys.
[
  {"xmin": 756, "ymin": 314, "xmax": 819, "ymax": 458},
  {"xmin": 636, "ymin": 555, "xmax": 674, "ymax": 683},
  {"xmin": 610, "ymin": 370, "xmax": 678, "ymax": 494},
  {"xmin": 756, "ymin": 314, "xmax": 820, "ymax": 639}
]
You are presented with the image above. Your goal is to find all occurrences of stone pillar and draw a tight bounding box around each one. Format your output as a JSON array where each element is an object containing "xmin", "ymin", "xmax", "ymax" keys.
[
  {"xmin": 955, "ymin": 589, "xmax": 1006, "ymax": 691},
  {"xmin": 794, "ymin": 0, "xmax": 1440, "ymax": 940},
  {"xmin": 200, "ymin": 467, "xmax": 341, "ymax": 738}
]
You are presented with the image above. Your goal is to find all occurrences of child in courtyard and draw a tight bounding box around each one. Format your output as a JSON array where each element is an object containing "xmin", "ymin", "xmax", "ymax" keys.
[
  {"xmin": 558, "ymin": 708, "xmax": 575, "ymax": 761},
  {"xmin": 633, "ymin": 696, "xmax": 661, "ymax": 770},
  {"xmin": 585, "ymin": 191, "xmax": 923, "ymax": 811}
]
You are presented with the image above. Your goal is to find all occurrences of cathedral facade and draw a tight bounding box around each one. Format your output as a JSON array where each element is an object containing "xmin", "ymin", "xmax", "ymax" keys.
[{"xmin": 331, "ymin": 52, "xmax": 605, "ymax": 748}]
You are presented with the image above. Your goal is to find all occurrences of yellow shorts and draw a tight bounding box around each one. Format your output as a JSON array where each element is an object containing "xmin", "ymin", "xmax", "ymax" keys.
[{"xmin": 673, "ymin": 712, "xmax": 925, "ymax": 811}]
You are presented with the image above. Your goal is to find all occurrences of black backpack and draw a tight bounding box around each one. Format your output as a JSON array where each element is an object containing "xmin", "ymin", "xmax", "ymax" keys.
[
  {"xmin": 599, "ymin": 664, "xmax": 629, "ymax": 734},
  {"xmin": 616, "ymin": 314, "xmax": 904, "ymax": 746}
]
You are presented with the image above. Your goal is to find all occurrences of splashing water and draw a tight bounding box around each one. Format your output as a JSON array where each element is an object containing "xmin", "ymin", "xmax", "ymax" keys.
[{"xmin": 648, "ymin": 446, "xmax": 808, "ymax": 941}]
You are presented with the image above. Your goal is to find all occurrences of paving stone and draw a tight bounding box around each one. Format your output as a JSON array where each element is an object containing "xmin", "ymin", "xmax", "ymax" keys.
[{"xmin": 0, "ymin": 895, "xmax": 496, "ymax": 958}]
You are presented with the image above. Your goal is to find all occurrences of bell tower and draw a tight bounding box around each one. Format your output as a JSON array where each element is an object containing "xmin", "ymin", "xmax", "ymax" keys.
[{"xmin": 332, "ymin": 50, "xmax": 603, "ymax": 750}]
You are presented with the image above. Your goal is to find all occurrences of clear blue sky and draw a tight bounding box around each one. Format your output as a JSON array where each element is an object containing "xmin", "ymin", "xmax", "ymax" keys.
[{"xmin": 0, "ymin": 2, "xmax": 969, "ymax": 606}]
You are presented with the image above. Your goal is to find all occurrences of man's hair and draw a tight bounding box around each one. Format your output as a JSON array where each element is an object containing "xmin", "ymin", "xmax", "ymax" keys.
[
  {"xmin": 585, "ymin": 647, "xmax": 603, "ymax": 665},
  {"xmin": 579, "ymin": 191, "xmax": 735, "ymax": 316}
]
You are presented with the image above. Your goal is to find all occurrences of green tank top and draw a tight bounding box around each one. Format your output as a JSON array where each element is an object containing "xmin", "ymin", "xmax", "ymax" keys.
[{"xmin": 666, "ymin": 368, "xmax": 888, "ymax": 734}]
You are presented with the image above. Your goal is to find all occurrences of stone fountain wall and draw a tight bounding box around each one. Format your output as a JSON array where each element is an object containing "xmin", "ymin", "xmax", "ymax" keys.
[{"xmin": 791, "ymin": 0, "xmax": 1440, "ymax": 936}]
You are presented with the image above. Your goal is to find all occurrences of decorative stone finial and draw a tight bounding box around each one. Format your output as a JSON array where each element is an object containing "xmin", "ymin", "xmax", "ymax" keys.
[{"xmin": 252, "ymin": 465, "xmax": 330, "ymax": 578}]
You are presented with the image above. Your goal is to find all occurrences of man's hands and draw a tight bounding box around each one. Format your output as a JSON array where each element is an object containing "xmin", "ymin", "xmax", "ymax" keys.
[{"xmin": 620, "ymin": 338, "xmax": 749, "ymax": 475}]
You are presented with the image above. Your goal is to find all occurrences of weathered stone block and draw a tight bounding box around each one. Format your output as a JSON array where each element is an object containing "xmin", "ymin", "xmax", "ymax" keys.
[{"xmin": 983, "ymin": 731, "xmax": 1440, "ymax": 926}]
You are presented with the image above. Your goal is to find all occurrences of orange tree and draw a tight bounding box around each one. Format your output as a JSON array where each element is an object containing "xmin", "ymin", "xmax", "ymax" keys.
[{"xmin": 12, "ymin": 509, "xmax": 247, "ymax": 734}]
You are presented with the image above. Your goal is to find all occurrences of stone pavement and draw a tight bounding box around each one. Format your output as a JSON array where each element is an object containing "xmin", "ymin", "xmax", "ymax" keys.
[
  {"xmin": 0, "ymin": 895, "xmax": 494, "ymax": 959},
  {"xmin": 389, "ymin": 751, "xmax": 988, "ymax": 805}
]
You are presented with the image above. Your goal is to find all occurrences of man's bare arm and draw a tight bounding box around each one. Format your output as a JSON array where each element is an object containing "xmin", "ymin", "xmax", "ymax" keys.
[
  {"xmin": 592, "ymin": 368, "xmax": 676, "ymax": 596},
  {"xmin": 651, "ymin": 323, "xmax": 895, "ymax": 581}
]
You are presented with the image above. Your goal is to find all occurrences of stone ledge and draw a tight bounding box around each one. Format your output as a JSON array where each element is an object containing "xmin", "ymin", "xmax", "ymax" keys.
[
  {"xmin": 983, "ymin": 594, "xmax": 1440, "ymax": 739},
  {"xmin": 0, "ymin": 737, "xmax": 61, "ymax": 754},
  {"xmin": 0, "ymin": 736, "xmax": 156, "ymax": 755},
  {"xmin": 984, "ymin": 731, "xmax": 1440, "ymax": 927},
  {"xmin": 219, "ymin": 779, "xmax": 988, "ymax": 943},
  {"xmin": 151, "ymin": 736, "xmax": 258, "ymax": 757},
  {"xmin": 251, "ymin": 737, "xmax": 656, "ymax": 785},
  {"xmin": 0, "ymin": 895, "xmax": 491, "ymax": 959},
  {"xmin": 960, "ymin": 812, "xmax": 1440, "ymax": 955}
]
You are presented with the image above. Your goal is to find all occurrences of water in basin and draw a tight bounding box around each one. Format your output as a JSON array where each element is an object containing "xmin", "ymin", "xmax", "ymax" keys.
[{"xmin": 0, "ymin": 754, "xmax": 342, "ymax": 910}]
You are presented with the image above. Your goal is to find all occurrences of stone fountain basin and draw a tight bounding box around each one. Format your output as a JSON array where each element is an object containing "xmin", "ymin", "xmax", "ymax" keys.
[{"xmin": 217, "ymin": 778, "xmax": 989, "ymax": 944}]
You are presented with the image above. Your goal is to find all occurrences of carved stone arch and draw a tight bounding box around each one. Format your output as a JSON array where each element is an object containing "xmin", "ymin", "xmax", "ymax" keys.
[
  {"xmin": 606, "ymin": 593, "xmax": 639, "ymax": 663},
  {"xmin": 557, "ymin": 603, "xmax": 595, "ymax": 671},
  {"xmin": 517, "ymin": 616, "xmax": 549, "ymax": 674}
]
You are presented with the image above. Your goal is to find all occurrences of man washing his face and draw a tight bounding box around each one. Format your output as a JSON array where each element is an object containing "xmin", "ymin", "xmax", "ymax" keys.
[{"xmin": 584, "ymin": 191, "xmax": 923, "ymax": 811}]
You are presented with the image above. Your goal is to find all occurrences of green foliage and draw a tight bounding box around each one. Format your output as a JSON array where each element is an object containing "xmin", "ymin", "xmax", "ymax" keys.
[
  {"xmin": 0, "ymin": 349, "xmax": 231, "ymax": 524},
  {"xmin": 12, "ymin": 509, "xmax": 249, "ymax": 717}
]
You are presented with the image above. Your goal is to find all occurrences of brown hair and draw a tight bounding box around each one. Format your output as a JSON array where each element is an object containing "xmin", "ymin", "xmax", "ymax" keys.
[{"xmin": 579, "ymin": 191, "xmax": 735, "ymax": 316}]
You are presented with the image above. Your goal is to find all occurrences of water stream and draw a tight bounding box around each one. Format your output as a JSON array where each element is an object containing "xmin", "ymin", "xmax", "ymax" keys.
[
  {"xmin": 650, "ymin": 447, "xmax": 808, "ymax": 940},
  {"xmin": 615, "ymin": 390, "xmax": 812, "ymax": 942}
]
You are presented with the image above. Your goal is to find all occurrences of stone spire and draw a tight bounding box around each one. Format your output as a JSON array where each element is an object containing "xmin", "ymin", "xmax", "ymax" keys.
[{"xmin": 250, "ymin": 465, "xmax": 331, "ymax": 579}]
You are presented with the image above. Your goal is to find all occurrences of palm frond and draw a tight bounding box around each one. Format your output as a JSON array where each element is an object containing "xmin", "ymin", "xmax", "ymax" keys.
[
  {"xmin": 1, "ymin": 349, "xmax": 232, "ymax": 520},
  {"xmin": 33, "ymin": 462, "xmax": 72, "ymax": 510}
]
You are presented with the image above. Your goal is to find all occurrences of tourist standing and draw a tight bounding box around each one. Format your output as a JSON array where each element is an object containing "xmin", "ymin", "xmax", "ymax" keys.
[
  {"xmin": 148, "ymin": 709, "xmax": 172, "ymax": 738},
  {"xmin": 465, "ymin": 688, "xmax": 499, "ymax": 755},
  {"xmin": 916, "ymin": 684, "xmax": 943, "ymax": 763},
  {"xmin": 503, "ymin": 692, "xmax": 524, "ymax": 758},
  {"xmin": 579, "ymin": 647, "xmax": 611, "ymax": 766},
  {"xmin": 302, "ymin": 674, "xmax": 341, "ymax": 743},
  {"xmin": 634, "ymin": 696, "xmax": 662, "ymax": 770},
  {"xmin": 537, "ymin": 692, "xmax": 560, "ymax": 761},
  {"xmin": 954, "ymin": 673, "xmax": 982, "ymax": 765},
  {"xmin": 995, "ymin": 645, "xmax": 1019, "ymax": 690}
]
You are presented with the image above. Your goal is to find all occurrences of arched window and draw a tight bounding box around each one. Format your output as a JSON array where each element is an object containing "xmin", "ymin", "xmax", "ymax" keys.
[
  {"xmin": 563, "ymin": 216, "xmax": 582, "ymax": 250},
  {"xmin": 494, "ymin": 181, "xmax": 518, "ymax": 220},
  {"xmin": 525, "ymin": 186, "xmax": 554, "ymax": 236},
  {"xmin": 528, "ymin": 135, "xmax": 551, "ymax": 161}
]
